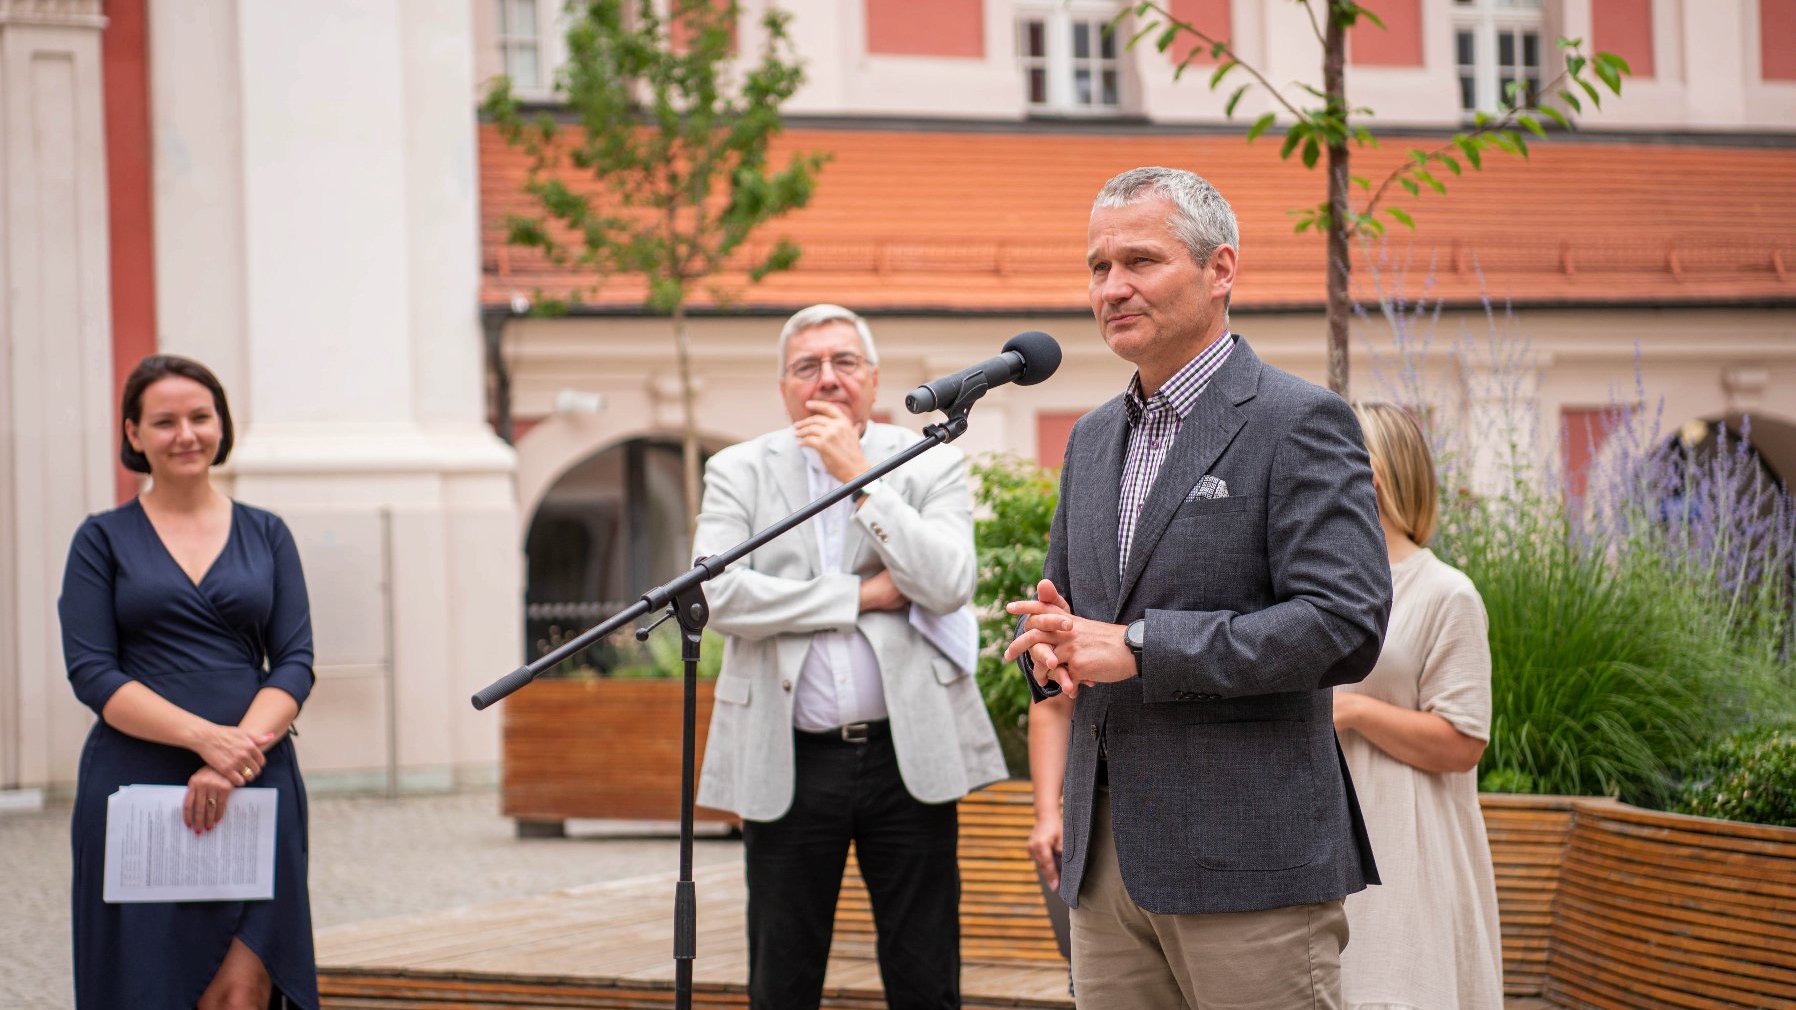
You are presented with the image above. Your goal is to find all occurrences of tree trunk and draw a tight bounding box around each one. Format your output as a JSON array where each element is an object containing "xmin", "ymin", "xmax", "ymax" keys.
[
  {"xmin": 673, "ymin": 302, "xmax": 703, "ymax": 551},
  {"xmin": 1324, "ymin": 4, "xmax": 1351, "ymax": 397}
]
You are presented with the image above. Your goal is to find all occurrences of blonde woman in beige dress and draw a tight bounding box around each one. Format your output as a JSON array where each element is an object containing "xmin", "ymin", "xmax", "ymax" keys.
[{"xmin": 1335, "ymin": 402, "xmax": 1504, "ymax": 1010}]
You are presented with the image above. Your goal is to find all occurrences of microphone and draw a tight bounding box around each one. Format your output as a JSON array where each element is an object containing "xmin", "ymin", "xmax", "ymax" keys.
[{"xmin": 905, "ymin": 331, "xmax": 1062, "ymax": 414}]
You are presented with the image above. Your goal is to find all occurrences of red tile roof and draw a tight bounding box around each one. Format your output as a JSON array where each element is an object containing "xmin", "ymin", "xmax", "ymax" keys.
[{"xmin": 480, "ymin": 124, "xmax": 1796, "ymax": 312}]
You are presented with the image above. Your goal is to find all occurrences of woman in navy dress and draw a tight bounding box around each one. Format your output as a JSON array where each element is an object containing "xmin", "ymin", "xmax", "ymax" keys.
[{"xmin": 60, "ymin": 355, "xmax": 318, "ymax": 1009}]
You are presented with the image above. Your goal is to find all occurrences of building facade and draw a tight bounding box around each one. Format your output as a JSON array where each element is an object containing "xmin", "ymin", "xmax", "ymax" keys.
[
  {"xmin": 473, "ymin": 0, "xmax": 1796, "ymax": 667},
  {"xmin": 1, "ymin": 0, "xmax": 1790, "ymax": 796},
  {"xmin": 2, "ymin": 0, "xmax": 520, "ymax": 798}
]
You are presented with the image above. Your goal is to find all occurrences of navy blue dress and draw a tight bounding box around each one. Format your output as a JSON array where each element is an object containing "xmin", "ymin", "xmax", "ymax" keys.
[{"xmin": 60, "ymin": 499, "xmax": 318, "ymax": 1009}]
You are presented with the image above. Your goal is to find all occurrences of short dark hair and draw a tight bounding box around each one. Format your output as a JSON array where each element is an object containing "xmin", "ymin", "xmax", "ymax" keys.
[{"xmin": 119, "ymin": 355, "xmax": 235, "ymax": 475}]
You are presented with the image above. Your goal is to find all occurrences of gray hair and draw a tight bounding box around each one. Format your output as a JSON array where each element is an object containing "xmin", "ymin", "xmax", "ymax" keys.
[
  {"xmin": 1093, "ymin": 167, "xmax": 1239, "ymax": 264},
  {"xmin": 777, "ymin": 303, "xmax": 880, "ymax": 373}
]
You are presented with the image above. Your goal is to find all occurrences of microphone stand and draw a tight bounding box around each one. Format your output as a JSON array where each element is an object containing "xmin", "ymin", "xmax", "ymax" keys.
[{"xmin": 471, "ymin": 379, "xmax": 990, "ymax": 1010}]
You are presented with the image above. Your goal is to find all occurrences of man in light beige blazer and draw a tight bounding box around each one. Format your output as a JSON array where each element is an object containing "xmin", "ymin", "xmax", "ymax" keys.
[{"xmin": 694, "ymin": 303, "xmax": 1007, "ymax": 1010}]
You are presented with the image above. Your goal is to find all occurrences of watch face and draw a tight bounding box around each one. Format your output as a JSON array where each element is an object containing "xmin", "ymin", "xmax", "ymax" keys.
[{"xmin": 1126, "ymin": 620, "xmax": 1145, "ymax": 651}]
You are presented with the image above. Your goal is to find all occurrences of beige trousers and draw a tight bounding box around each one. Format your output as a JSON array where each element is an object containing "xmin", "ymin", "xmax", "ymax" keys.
[{"xmin": 1070, "ymin": 788, "xmax": 1349, "ymax": 1010}]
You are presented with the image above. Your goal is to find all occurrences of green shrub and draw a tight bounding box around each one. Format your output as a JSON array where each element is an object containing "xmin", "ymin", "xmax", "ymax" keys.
[
  {"xmin": 1445, "ymin": 503, "xmax": 1767, "ymax": 806},
  {"xmin": 1673, "ymin": 725, "xmax": 1796, "ymax": 828},
  {"xmin": 1385, "ymin": 308, "xmax": 1794, "ymax": 807},
  {"xmin": 971, "ymin": 455, "xmax": 1058, "ymax": 774}
]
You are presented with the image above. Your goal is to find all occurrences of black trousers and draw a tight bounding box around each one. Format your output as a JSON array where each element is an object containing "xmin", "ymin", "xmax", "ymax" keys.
[{"xmin": 741, "ymin": 722, "xmax": 961, "ymax": 1010}]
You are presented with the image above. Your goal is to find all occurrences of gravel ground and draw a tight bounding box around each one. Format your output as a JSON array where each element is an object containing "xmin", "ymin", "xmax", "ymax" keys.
[{"xmin": 0, "ymin": 789, "xmax": 740, "ymax": 1009}]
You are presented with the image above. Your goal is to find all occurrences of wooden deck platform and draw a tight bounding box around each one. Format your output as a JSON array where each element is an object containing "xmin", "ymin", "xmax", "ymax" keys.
[{"xmin": 317, "ymin": 860, "xmax": 1076, "ymax": 1009}]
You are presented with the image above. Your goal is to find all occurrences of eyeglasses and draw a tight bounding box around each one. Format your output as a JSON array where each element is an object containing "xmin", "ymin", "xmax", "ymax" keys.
[{"xmin": 785, "ymin": 352, "xmax": 869, "ymax": 381}]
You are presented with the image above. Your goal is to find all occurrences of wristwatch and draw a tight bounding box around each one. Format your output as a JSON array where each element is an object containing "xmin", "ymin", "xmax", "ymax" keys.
[
  {"xmin": 1124, "ymin": 619, "xmax": 1146, "ymax": 674},
  {"xmin": 853, "ymin": 479, "xmax": 885, "ymax": 503}
]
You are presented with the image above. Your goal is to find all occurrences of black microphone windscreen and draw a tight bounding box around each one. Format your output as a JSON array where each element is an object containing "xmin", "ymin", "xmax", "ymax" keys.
[{"xmin": 1002, "ymin": 331, "xmax": 1062, "ymax": 386}]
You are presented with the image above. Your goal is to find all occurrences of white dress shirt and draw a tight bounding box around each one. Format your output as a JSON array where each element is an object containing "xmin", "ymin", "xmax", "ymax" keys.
[{"xmin": 791, "ymin": 440, "xmax": 887, "ymax": 732}]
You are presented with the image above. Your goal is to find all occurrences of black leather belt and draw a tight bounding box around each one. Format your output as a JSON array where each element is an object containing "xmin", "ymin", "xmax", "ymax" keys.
[{"xmin": 797, "ymin": 719, "xmax": 890, "ymax": 745}]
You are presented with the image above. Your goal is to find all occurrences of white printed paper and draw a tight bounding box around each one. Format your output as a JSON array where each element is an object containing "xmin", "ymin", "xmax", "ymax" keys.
[
  {"xmin": 103, "ymin": 785, "xmax": 277, "ymax": 903},
  {"xmin": 909, "ymin": 603, "xmax": 980, "ymax": 677}
]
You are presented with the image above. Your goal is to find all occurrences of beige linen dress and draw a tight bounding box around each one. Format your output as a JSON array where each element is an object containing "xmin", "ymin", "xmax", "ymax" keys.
[{"xmin": 1338, "ymin": 548, "xmax": 1504, "ymax": 1010}]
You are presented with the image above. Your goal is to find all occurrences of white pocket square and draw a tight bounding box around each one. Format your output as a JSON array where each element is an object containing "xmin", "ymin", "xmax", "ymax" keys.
[{"xmin": 1186, "ymin": 475, "xmax": 1229, "ymax": 501}]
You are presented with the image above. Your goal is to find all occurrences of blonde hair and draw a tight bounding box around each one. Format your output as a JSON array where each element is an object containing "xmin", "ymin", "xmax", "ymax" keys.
[{"xmin": 1354, "ymin": 401, "xmax": 1438, "ymax": 546}]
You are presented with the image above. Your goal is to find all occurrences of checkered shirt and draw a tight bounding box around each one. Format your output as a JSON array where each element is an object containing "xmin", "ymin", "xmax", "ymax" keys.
[{"xmin": 1117, "ymin": 333, "xmax": 1236, "ymax": 574}]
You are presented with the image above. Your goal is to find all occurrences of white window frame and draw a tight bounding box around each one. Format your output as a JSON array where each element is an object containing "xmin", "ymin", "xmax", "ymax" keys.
[
  {"xmin": 498, "ymin": 0, "xmax": 546, "ymax": 92},
  {"xmin": 1016, "ymin": 1, "xmax": 1126, "ymax": 116},
  {"xmin": 1452, "ymin": 0, "xmax": 1547, "ymax": 118}
]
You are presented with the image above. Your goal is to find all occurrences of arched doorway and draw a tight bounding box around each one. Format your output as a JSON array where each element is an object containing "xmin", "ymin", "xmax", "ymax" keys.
[{"xmin": 522, "ymin": 436, "xmax": 714, "ymax": 669}]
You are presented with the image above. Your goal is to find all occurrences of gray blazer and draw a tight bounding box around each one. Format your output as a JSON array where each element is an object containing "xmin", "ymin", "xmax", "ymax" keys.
[
  {"xmin": 695, "ymin": 422, "xmax": 1008, "ymax": 822},
  {"xmin": 1032, "ymin": 338, "xmax": 1389, "ymax": 915}
]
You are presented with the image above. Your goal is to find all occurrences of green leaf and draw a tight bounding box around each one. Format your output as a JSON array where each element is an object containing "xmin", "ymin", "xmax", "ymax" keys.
[
  {"xmin": 1294, "ymin": 216, "xmax": 1314, "ymax": 233},
  {"xmin": 1597, "ymin": 51, "xmax": 1633, "ymax": 77},
  {"xmin": 1518, "ymin": 113, "xmax": 1547, "ymax": 138},
  {"xmin": 1436, "ymin": 153, "xmax": 1462, "ymax": 175},
  {"xmin": 1488, "ymin": 132, "xmax": 1519, "ymax": 155},
  {"xmin": 1413, "ymin": 168, "xmax": 1446, "ymax": 194},
  {"xmin": 1566, "ymin": 54, "xmax": 1587, "ymax": 76},
  {"xmin": 1509, "ymin": 129, "xmax": 1529, "ymax": 158},
  {"xmin": 1579, "ymin": 77, "xmax": 1603, "ymax": 108},
  {"xmin": 1353, "ymin": 125, "xmax": 1377, "ymax": 147},
  {"xmin": 1351, "ymin": 174, "xmax": 1371, "ymax": 191},
  {"xmin": 1540, "ymin": 104, "xmax": 1571, "ymax": 129},
  {"xmin": 1594, "ymin": 61, "xmax": 1621, "ymax": 92},
  {"xmin": 1279, "ymin": 122, "xmax": 1307, "ymax": 159},
  {"xmin": 1225, "ymin": 83, "xmax": 1250, "ymax": 117},
  {"xmin": 1245, "ymin": 112, "xmax": 1277, "ymax": 142},
  {"xmin": 1155, "ymin": 24, "xmax": 1180, "ymax": 52},
  {"xmin": 1357, "ymin": 8, "xmax": 1387, "ymax": 31},
  {"xmin": 1559, "ymin": 88, "xmax": 1583, "ymax": 113},
  {"xmin": 1389, "ymin": 207, "xmax": 1415, "ymax": 230},
  {"xmin": 1209, "ymin": 60, "xmax": 1238, "ymax": 90},
  {"xmin": 1399, "ymin": 176, "xmax": 1420, "ymax": 196},
  {"xmin": 1454, "ymin": 135, "xmax": 1483, "ymax": 169},
  {"xmin": 1301, "ymin": 136, "xmax": 1320, "ymax": 169},
  {"xmin": 1128, "ymin": 20, "xmax": 1161, "ymax": 49}
]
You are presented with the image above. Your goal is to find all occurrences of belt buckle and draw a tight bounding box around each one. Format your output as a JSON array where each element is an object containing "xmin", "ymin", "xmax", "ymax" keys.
[{"xmin": 840, "ymin": 722, "xmax": 871, "ymax": 744}]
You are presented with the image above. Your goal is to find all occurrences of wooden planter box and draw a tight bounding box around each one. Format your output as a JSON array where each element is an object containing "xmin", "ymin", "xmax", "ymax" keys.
[{"xmin": 500, "ymin": 678, "xmax": 734, "ymax": 831}]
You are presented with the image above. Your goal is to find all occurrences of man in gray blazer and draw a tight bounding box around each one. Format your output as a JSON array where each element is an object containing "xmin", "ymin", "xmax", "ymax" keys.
[
  {"xmin": 1005, "ymin": 168, "xmax": 1390, "ymax": 1008},
  {"xmin": 695, "ymin": 303, "xmax": 1008, "ymax": 1010}
]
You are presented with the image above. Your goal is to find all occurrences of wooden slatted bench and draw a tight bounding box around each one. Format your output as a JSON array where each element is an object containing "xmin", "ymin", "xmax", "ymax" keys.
[
  {"xmin": 837, "ymin": 786, "xmax": 1796, "ymax": 1009},
  {"xmin": 833, "ymin": 783, "xmax": 1581, "ymax": 997},
  {"xmin": 1546, "ymin": 799, "xmax": 1796, "ymax": 1010},
  {"xmin": 1483, "ymin": 794, "xmax": 1578, "ymax": 998},
  {"xmin": 834, "ymin": 780, "xmax": 1065, "ymax": 966}
]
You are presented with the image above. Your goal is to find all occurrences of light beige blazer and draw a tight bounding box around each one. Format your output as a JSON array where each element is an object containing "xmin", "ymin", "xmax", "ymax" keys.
[{"xmin": 694, "ymin": 422, "xmax": 1006, "ymax": 822}]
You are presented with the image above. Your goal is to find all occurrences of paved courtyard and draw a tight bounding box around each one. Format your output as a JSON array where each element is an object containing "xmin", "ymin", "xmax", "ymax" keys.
[{"xmin": 0, "ymin": 789, "xmax": 742, "ymax": 1009}]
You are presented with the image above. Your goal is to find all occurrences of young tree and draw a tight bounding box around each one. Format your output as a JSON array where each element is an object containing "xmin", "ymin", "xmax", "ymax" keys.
[
  {"xmin": 485, "ymin": 0, "xmax": 828, "ymax": 537},
  {"xmin": 1119, "ymin": 0, "xmax": 1630, "ymax": 396}
]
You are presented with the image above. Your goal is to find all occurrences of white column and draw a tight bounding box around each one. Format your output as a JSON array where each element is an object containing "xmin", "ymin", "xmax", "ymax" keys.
[
  {"xmin": 152, "ymin": 0, "xmax": 521, "ymax": 790},
  {"xmin": 150, "ymin": 0, "xmax": 248, "ymax": 403},
  {"xmin": 1456, "ymin": 352, "xmax": 1548, "ymax": 500},
  {"xmin": 0, "ymin": 0, "xmax": 114, "ymax": 792}
]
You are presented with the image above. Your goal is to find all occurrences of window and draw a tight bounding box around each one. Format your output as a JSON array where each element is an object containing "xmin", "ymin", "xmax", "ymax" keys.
[
  {"xmin": 1453, "ymin": 0, "xmax": 1544, "ymax": 117},
  {"xmin": 1017, "ymin": 3, "xmax": 1122, "ymax": 114},
  {"xmin": 499, "ymin": 0, "xmax": 543, "ymax": 90}
]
